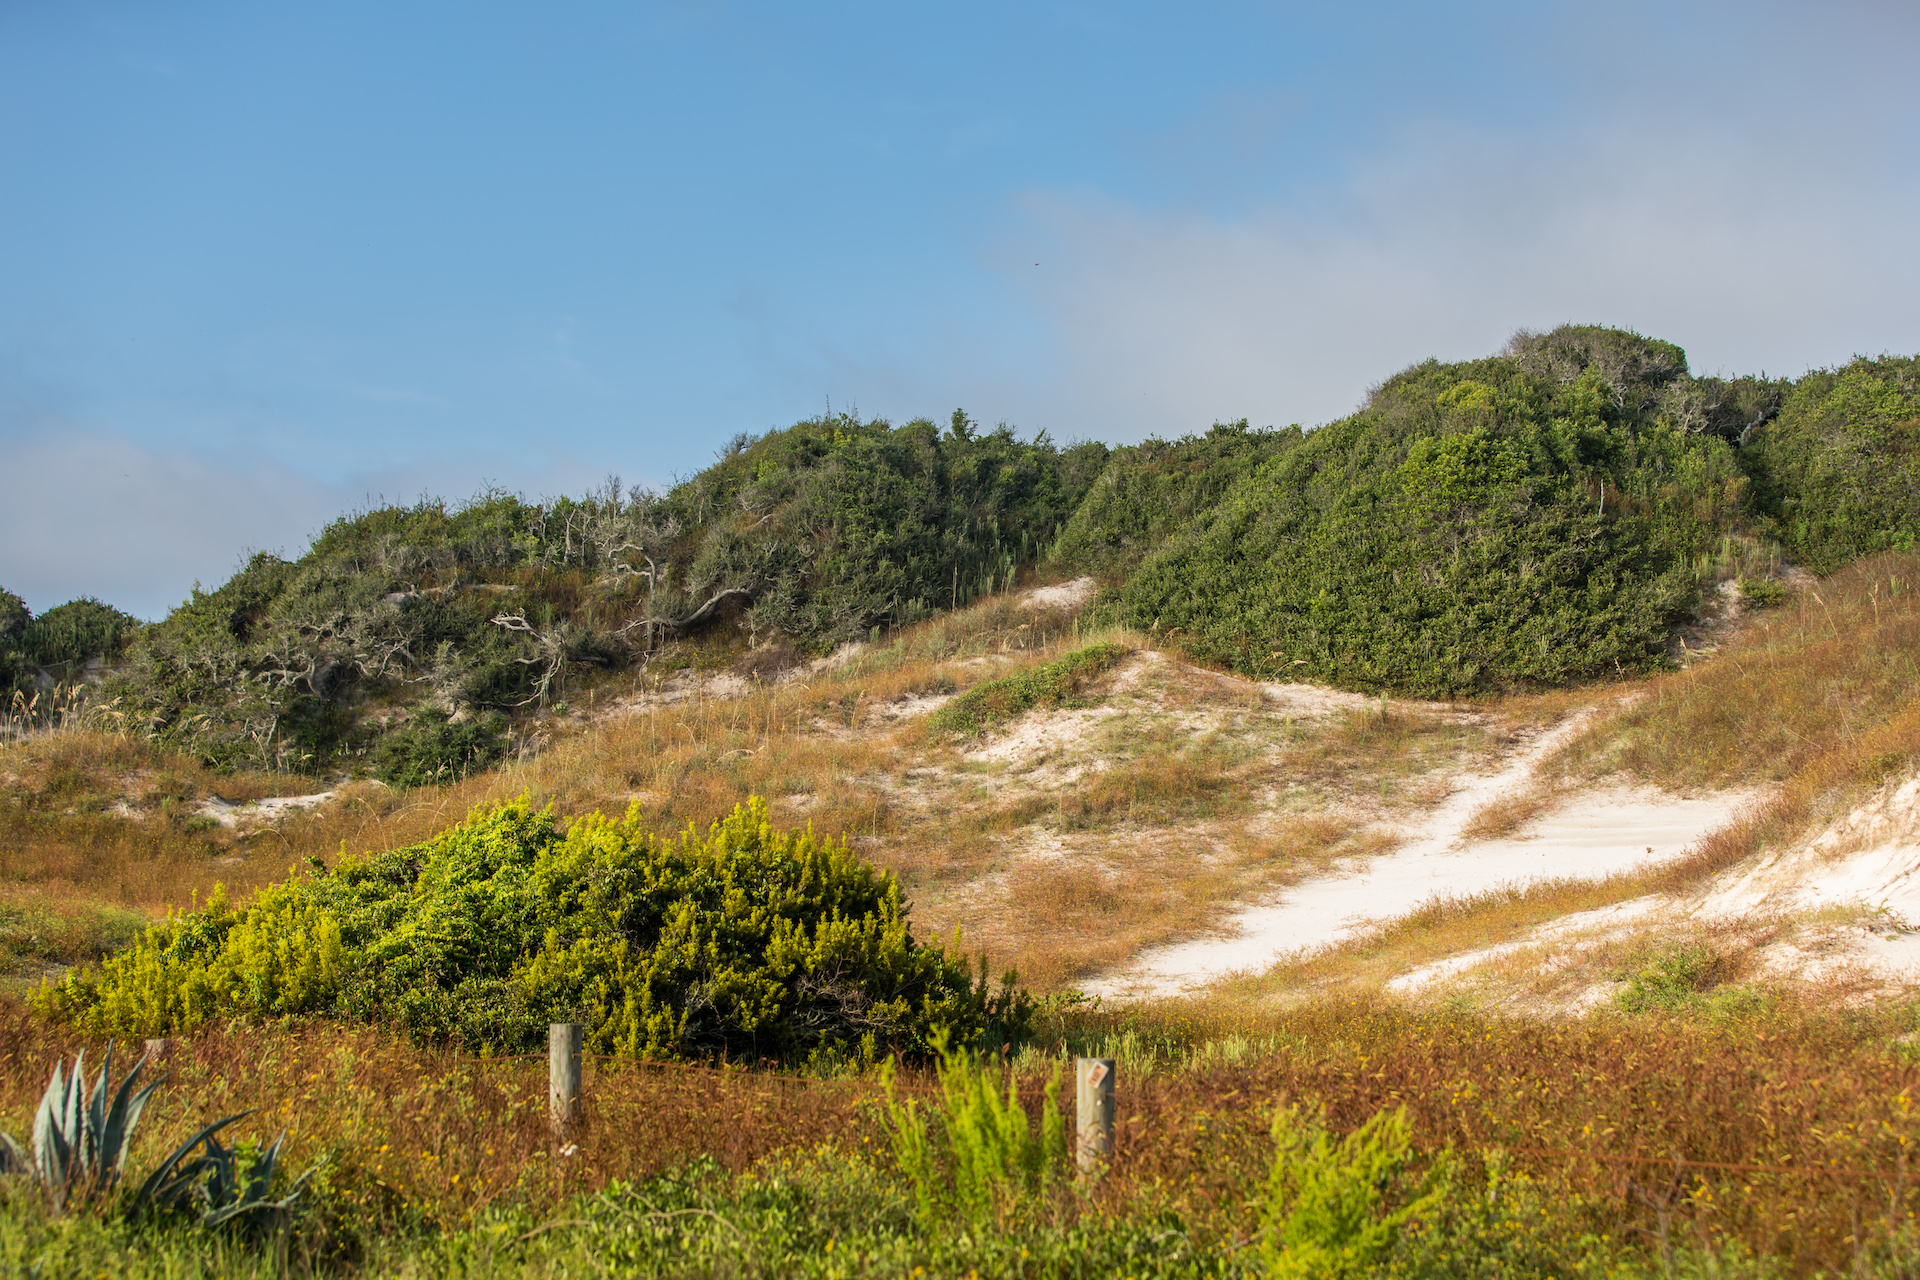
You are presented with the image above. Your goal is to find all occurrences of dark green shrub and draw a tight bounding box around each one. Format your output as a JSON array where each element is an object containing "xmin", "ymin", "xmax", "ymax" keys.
[
  {"xmin": 1742, "ymin": 356, "xmax": 1920, "ymax": 572},
  {"xmin": 21, "ymin": 597, "xmax": 141, "ymax": 670},
  {"xmin": 39, "ymin": 798, "xmax": 1032, "ymax": 1064},
  {"xmin": 1739, "ymin": 577, "xmax": 1787, "ymax": 608},
  {"xmin": 0, "ymin": 588, "xmax": 26, "ymax": 646},
  {"xmin": 371, "ymin": 711, "xmax": 508, "ymax": 788},
  {"xmin": 1049, "ymin": 420, "xmax": 1299, "ymax": 577},
  {"xmin": 1113, "ymin": 335, "xmax": 1742, "ymax": 696}
]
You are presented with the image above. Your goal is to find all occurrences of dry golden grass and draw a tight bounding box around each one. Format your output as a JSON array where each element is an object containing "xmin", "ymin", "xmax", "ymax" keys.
[
  {"xmin": 0, "ymin": 580, "xmax": 1605, "ymax": 995},
  {"xmin": 1456, "ymin": 778, "xmax": 1567, "ymax": 840},
  {"xmin": 1553, "ymin": 552, "xmax": 1920, "ymax": 790}
]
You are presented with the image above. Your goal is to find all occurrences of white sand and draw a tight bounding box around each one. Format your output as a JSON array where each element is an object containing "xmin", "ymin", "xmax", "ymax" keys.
[
  {"xmin": 1023, "ymin": 577, "xmax": 1098, "ymax": 611},
  {"xmin": 1088, "ymin": 711, "xmax": 1758, "ymax": 998},
  {"xmin": 197, "ymin": 791, "xmax": 336, "ymax": 827},
  {"xmin": 1698, "ymin": 776, "xmax": 1920, "ymax": 923}
]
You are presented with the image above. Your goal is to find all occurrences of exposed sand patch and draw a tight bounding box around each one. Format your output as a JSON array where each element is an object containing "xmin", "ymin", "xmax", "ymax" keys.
[
  {"xmin": 1697, "ymin": 775, "xmax": 1920, "ymax": 923},
  {"xmin": 965, "ymin": 706, "xmax": 1127, "ymax": 771},
  {"xmin": 197, "ymin": 791, "xmax": 337, "ymax": 827},
  {"xmin": 1362, "ymin": 774, "xmax": 1920, "ymax": 1003},
  {"xmin": 868, "ymin": 692, "xmax": 954, "ymax": 724},
  {"xmin": 1022, "ymin": 577, "xmax": 1097, "ymax": 611},
  {"xmin": 1087, "ymin": 705, "xmax": 1757, "ymax": 998},
  {"xmin": 1256, "ymin": 682, "xmax": 1465, "ymax": 720},
  {"xmin": 606, "ymin": 668, "xmax": 756, "ymax": 716}
]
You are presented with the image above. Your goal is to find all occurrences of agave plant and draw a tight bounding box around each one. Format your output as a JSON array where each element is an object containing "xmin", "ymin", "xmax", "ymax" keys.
[
  {"xmin": 0, "ymin": 1045, "xmax": 272, "ymax": 1222},
  {"xmin": 0, "ymin": 1046, "xmax": 164, "ymax": 1212},
  {"xmin": 196, "ymin": 1130, "xmax": 315, "ymax": 1230}
]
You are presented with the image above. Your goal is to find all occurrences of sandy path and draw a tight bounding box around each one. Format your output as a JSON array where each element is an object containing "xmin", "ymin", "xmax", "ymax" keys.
[{"xmin": 1087, "ymin": 716, "xmax": 1756, "ymax": 998}]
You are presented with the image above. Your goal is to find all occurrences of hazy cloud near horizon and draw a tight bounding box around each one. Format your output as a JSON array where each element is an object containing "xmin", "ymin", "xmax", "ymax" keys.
[
  {"xmin": 1000, "ymin": 117, "xmax": 1920, "ymax": 438},
  {"xmin": 0, "ymin": 427, "xmax": 624, "ymax": 619}
]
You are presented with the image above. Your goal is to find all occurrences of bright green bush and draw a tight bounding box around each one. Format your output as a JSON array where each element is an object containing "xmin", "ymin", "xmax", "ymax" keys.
[
  {"xmin": 1613, "ymin": 945, "xmax": 1738, "ymax": 1015},
  {"xmin": 39, "ymin": 798, "xmax": 1031, "ymax": 1063},
  {"xmin": 1261, "ymin": 1103, "xmax": 1445, "ymax": 1279}
]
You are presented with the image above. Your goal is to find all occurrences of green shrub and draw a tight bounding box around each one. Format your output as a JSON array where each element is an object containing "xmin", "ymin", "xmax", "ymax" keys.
[
  {"xmin": 1613, "ymin": 945, "xmax": 1736, "ymax": 1014},
  {"xmin": 0, "ymin": 588, "xmax": 26, "ymax": 646},
  {"xmin": 1743, "ymin": 356, "xmax": 1920, "ymax": 572},
  {"xmin": 1050, "ymin": 420, "xmax": 1299, "ymax": 576},
  {"xmin": 1261, "ymin": 1103, "xmax": 1444, "ymax": 1279},
  {"xmin": 39, "ymin": 798, "xmax": 1032, "ymax": 1064},
  {"xmin": 21, "ymin": 598, "xmax": 141, "ymax": 671},
  {"xmin": 370, "ymin": 711, "xmax": 508, "ymax": 787},
  {"xmin": 925, "ymin": 642, "xmax": 1126, "ymax": 735},
  {"xmin": 1114, "ymin": 331, "xmax": 1744, "ymax": 695},
  {"xmin": 1739, "ymin": 577, "xmax": 1787, "ymax": 608},
  {"xmin": 880, "ymin": 1032, "xmax": 1066, "ymax": 1229}
]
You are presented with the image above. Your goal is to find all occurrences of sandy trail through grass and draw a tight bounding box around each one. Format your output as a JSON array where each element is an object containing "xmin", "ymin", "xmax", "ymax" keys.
[{"xmin": 1087, "ymin": 711, "xmax": 1758, "ymax": 998}]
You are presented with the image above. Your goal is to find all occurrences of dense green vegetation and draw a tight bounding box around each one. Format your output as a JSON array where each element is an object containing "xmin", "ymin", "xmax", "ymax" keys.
[
  {"xmin": 1743, "ymin": 355, "xmax": 1920, "ymax": 571},
  {"xmin": 39, "ymin": 797, "xmax": 1030, "ymax": 1065},
  {"xmin": 1108, "ymin": 327, "xmax": 1770, "ymax": 695},
  {"xmin": 1049, "ymin": 418, "xmax": 1300, "ymax": 577},
  {"xmin": 94, "ymin": 414, "xmax": 1107, "ymax": 770},
  {"xmin": 18, "ymin": 324, "xmax": 1920, "ymax": 764},
  {"xmin": 0, "ymin": 590, "xmax": 140, "ymax": 704}
]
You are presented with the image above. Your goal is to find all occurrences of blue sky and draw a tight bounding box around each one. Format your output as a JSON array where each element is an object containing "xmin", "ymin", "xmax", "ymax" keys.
[{"xmin": 4, "ymin": 1, "xmax": 1918, "ymax": 618}]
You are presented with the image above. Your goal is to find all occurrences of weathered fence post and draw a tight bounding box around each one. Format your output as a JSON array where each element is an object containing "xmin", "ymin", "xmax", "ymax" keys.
[
  {"xmin": 1075, "ymin": 1056, "xmax": 1115, "ymax": 1173},
  {"xmin": 550, "ymin": 1022, "xmax": 583, "ymax": 1145}
]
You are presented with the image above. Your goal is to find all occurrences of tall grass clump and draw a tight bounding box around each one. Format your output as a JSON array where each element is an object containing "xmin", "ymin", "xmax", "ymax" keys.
[
  {"xmin": 1261, "ymin": 1103, "xmax": 1445, "ymax": 1279},
  {"xmin": 880, "ymin": 1032, "xmax": 1066, "ymax": 1229},
  {"xmin": 37, "ymin": 796, "xmax": 1033, "ymax": 1063}
]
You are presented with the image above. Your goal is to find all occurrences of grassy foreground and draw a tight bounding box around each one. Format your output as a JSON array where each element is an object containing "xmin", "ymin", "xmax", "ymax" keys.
[{"xmin": 4, "ymin": 997, "xmax": 1920, "ymax": 1276}]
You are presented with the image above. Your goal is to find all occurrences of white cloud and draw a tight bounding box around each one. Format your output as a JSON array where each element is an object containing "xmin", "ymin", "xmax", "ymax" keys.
[
  {"xmin": 1006, "ymin": 112, "xmax": 1920, "ymax": 442},
  {"xmin": 996, "ymin": 0, "xmax": 1920, "ymax": 441}
]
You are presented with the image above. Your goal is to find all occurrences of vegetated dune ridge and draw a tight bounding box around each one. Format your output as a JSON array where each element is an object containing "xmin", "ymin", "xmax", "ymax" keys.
[
  {"xmin": 15, "ymin": 551, "xmax": 1905, "ymax": 1024},
  {"xmin": 5, "ymin": 323, "xmax": 1918, "ymax": 1012}
]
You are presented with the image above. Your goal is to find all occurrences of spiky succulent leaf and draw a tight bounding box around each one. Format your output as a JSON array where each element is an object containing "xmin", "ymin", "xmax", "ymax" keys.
[{"xmin": 124, "ymin": 1111, "xmax": 251, "ymax": 1220}]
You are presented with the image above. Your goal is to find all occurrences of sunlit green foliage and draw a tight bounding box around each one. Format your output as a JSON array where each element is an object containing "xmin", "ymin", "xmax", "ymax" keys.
[
  {"xmin": 881, "ymin": 1031, "xmax": 1066, "ymax": 1229},
  {"xmin": 1112, "ymin": 329, "xmax": 1751, "ymax": 694},
  {"xmin": 1261, "ymin": 1104, "xmax": 1444, "ymax": 1279},
  {"xmin": 39, "ymin": 797, "xmax": 1031, "ymax": 1063}
]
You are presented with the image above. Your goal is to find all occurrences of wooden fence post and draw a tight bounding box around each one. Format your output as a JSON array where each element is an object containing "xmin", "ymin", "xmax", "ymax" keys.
[
  {"xmin": 1075, "ymin": 1056, "xmax": 1115, "ymax": 1173},
  {"xmin": 550, "ymin": 1022, "xmax": 583, "ymax": 1145}
]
